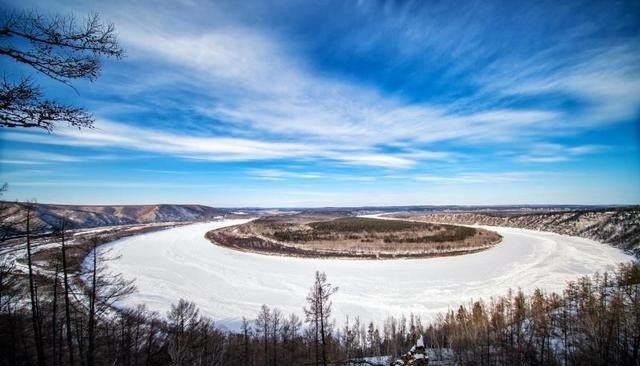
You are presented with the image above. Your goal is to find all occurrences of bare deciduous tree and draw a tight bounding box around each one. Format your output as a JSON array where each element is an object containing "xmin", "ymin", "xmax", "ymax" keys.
[
  {"xmin": 255, "ymin": 304, "xmax": 271, "ymax": 366},
  {"xmin": 270, "ymin": 308, "xmax": 281, "ymax": 366},
  {"xmin": 25, "ymin": 203, "xmax": 46, "ymax": 366},
  {"xmin": 240, "ymin": 317, "xmax": 253, "ymax": 366},
  {"xmin": 58, "ymin": 217, "xmax": 75, "ymax": 366},
  {"xmin": 304, "ymin": 271, "xmax": 338, "ymax": 366},
  {"xmin": 167, "ymin": 299, "xmax": 201, "ymax": 366},
  {"xmin": 0, "ymin": 10, "xmax": 123, "ymax": 130}
]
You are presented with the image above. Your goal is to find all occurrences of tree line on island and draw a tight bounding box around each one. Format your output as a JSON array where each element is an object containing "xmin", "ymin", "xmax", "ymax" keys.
[{"xmin": 268, "ymin": 218, "xmax": 478, "ymax": 244}]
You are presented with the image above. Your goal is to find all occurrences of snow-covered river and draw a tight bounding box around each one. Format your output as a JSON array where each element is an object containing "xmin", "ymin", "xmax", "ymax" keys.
[{"xmin": 98, "ymin": 218, "xmax": 634, "ymax": 329}]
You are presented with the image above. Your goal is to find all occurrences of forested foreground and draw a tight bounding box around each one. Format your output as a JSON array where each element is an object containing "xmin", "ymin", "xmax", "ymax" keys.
[{"xmin": 0, "ymin": 216, "xmax": 639, "ymax": 366}]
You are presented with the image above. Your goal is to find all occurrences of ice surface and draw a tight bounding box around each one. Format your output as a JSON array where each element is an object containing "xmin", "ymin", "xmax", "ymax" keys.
[{"xmin": 98, "ymin": 219, "xmax": 635, "ymax": 330}]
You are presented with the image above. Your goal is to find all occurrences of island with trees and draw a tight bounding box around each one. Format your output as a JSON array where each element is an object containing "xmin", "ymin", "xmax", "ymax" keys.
[{"xmin": 206, "ymin": 215, "xmax": 502, "ymax": 259}]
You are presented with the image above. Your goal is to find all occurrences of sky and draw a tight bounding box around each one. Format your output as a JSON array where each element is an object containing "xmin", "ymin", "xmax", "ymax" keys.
[{"xmin": 0, "ymin": 0, "xmax": 639, "ymax": 207}]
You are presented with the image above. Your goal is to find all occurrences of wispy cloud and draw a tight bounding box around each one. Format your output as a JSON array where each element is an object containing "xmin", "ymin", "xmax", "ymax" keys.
[
  {"xmin": 248, "ymin": 169, "xmax": 380, "ymax": 182},
  {"xmin": 1, "ymin": 150, "xmax": 82, "ymax": 164},
  {"xmin": 516, "ymin": 143, "xmax": 605, "ymax": 163},
  {"xmin": 479, "ymin": 45, "xmax": 640, "ymax": 126},
  {"xmin": 250, "ymin": 169, "xmax": 324, "ymax": 180},
  {"xmin": 2, "ymin": 121, "xmax": 429, "ymax": 168},
  {"xmin": 135, "ymin": 169, "xmax": 188, "ymax": 174},
  {"xmin": 0, "ymin": 159, "xmax": 47, "ymax": 165},
  {"xmin": 416, "ymin": 172, "xmax": 537, "ymax": 184},
  {"xmin": 0, "ymin": 149, "xmax": 126, "ymax": 165},
  {"xmin": 9, "ymin": 180, "xmax": 226, "ymax": 189}
]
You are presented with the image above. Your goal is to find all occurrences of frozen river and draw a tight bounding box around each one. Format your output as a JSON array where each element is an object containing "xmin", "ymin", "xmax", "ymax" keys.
[{"xmin": 98, "ymin": 218, "xmax": 634, "ymax": 329}]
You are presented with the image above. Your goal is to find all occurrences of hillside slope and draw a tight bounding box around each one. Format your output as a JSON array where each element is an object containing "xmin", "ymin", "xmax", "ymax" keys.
[
  {"xmin": 0, "ymin": 202, "xmax": 228, "ymax": 236},
  {"xmin": 401, "ymin": 206, "xmax": 640, "ymax": 257}
]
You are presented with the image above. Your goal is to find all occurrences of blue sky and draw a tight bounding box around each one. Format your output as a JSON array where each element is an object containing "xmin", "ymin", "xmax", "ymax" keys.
[{"xmin": 0, "ymin": 0, "xmax": 639, "ymax": 207}]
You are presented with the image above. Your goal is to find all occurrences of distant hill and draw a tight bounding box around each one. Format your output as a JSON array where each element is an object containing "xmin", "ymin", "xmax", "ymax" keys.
[{"xmin": 0, "ymin": 202, "xmax": 229, "ymax": 237}]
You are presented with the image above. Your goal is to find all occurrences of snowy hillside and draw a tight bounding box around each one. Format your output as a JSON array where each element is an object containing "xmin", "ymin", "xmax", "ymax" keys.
[
  {"xmin": 0, "ymin": 202, "xmax": 229, "ymax": 236},
  {"xmin": 402, "ymin": 207, "xmax": 640, "ymax": 257}
]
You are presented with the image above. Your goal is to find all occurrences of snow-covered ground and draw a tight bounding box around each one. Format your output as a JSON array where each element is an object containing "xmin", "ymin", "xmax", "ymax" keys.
[{"xmin": 97, "ymin": 218, "xmax": 635, "ymax": 330}]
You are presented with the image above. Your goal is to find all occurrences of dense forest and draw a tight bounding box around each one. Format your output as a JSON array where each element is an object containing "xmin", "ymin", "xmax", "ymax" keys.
[{"xmin": 1, "ymin": 209, "xmax": 639, "ymax": 365}]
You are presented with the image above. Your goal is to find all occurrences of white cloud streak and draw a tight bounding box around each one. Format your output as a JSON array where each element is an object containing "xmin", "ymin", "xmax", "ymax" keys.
[
  {"xmin": 481, "ymin": 45, "xmax": 640, "ymax": 126},
  {"xmin": 250, "ymin": 169, "xmax": 324, "ymax": 180},
  {"xmin": 416, "ymin": 172, "xmax": 537, "ymax": 184},
  {"xmin": 2, "ymin": 120, "xmax": 451, "ymax": 168},
  {"xmin": 516, "ymin": 143, "xmax": 605, "ymax": 163}
]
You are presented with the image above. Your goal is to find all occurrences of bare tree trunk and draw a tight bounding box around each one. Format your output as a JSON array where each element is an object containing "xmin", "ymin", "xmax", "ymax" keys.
[
  {"xmin": 145, "ymin": 319, "xmax": 155, "ymax": 366},
  {"xmin": 60, "ymin": 218, "xmax": 75, "ymax": 366},
  {"xmin": 76, "ymin": 316, "xmax": 85, "ymax": 366},
  {"xmin": 314, "ymin": 313, "xmax": 319, "ymax": 366},
  {"xmin": 86, "ymin": 239, "xmax": 97, "ymax": 366},
  {"xmin": 200, "ymin": 323, "xmax": 208, "ymax": 366},
  {"xmin": 320, "ymin": 299, "xmax": 327, "ymax": 366},
  {"xmin": 241, "ymin": 319, "xmax": 250, "ymax": 366},
  {"xmin": 271, "ymin": 310, "xmax": 280, "ymax": 366},
  {"xmin": 52, "ymin": 264, "xmax": 60, "ymax": 366},
  {"xmin": 264, "ymin": 328, "xmax": 268, "ymax": 366},
  {"xmin": 133, "ymin": 316, "xmax": 141, "ymax": 366},
  {"xmin": 58, "ymin": 317, "xmax": 64, "ymax": 366},
  {"xmin": 272, "ymin": 331, "xmax": 276, "ymax": 366},
  {"xmin": 305, "ymin": 272, "xmax": 337, "ymax": 366},
  {"xmin": 26, "ymin": 206, "xmax": 46, "ymax": 366},
  {"xmin": 9, "ymin": 308, "xmax": 18, "ymax": 366},
  {"xmin": 34, "ymin": 284, "xmax": 46, "ymax": 364}
]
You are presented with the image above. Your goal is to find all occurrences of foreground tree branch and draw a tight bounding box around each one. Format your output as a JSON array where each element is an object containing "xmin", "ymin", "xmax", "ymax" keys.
[
  {"xmin": 0, "ymin": 10, "xmax": 123, "ymax": 130},
  {"xmin": 0, "ymin": 78, "xmax": 92, "ymax": 130}
]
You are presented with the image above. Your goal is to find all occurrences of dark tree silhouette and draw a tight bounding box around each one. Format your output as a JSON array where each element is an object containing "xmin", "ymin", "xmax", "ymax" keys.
[
  {"xmin": 0, "ymin": 9, "xmax": 123, "ymax": 130},
  {"xmin": 255, "ymin": 304, "xmax": 271, "ymax": 366},
  {"xmin": 24, "ymin": 204, "xmax": 46, "ymax": 366},
  {"xmin": 304, "ymin": 271, "xmax": 338, "ymax": 366}
]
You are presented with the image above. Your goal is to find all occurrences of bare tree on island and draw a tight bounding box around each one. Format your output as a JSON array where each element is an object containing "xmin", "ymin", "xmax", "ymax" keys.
[
  {"xmin": 0, "ymin": 9, "xmax": 123, "ymax": 130},
  {"xmin": 304, "ymin": 271, "xmax": 338, "ymax": 366}
]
